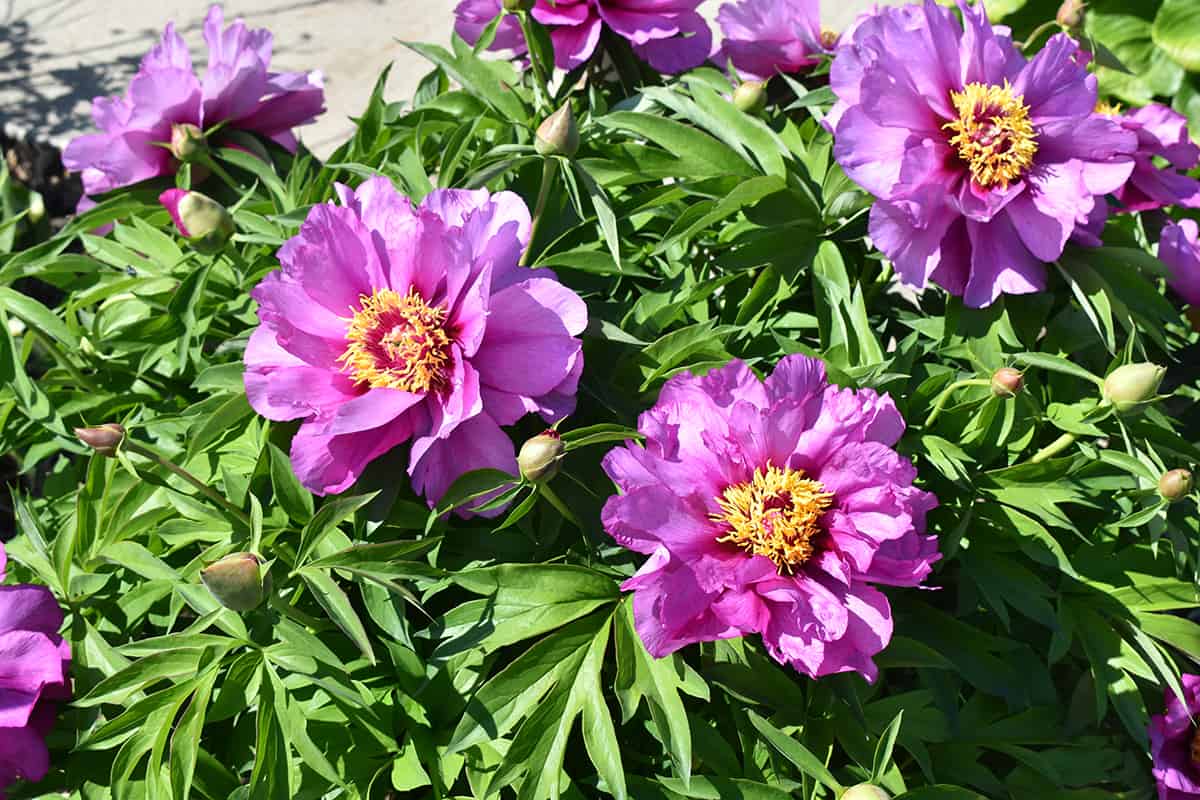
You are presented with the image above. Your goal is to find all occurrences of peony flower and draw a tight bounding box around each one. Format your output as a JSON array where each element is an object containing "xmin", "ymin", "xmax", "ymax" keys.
[
  {"xmin": 0, "ymin": 543, "xmax": 71, "ymax": 799},
  {"xmin": 1103, "ymin": 104, "xmax": 1200, "ymax": 213},
  {"xmin": 1150, "ymin": 674, "xmax": 1200, "ymax": 799},
  {"xmin": 454, "ymin": 0, "xmax": 712, "ymax": 73},
  {"xmin": 244, "ymin": 177, "xmax": 587, "ymax": 504},
  {"xmin": 601, "ymin": 356, "xmax": 939, "ymax": 681},
  {"xmin": 1158, "ymin": 219, "xmax": 1200, "ymax": 307},
  {"xmin": 829, "ymin": 0, "xmax": 1137, "ymax": 308},
  {"xmin": 715, "ymin": 0, "xmax": 831, "ymax": 81},
  {"xmin": 63, "ymin": 5, "xmax": 324, "ymax": 202}
]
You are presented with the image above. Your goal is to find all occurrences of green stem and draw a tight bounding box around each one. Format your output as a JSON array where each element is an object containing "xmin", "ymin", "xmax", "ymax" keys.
[
  {"xmin": 198, "ymin": 152, "xmax": 246, "ymax": 193},
  {"xmin": 925, "ymin": 378, "xmax": 992, "ymax": 428},
  {"xmin": 521, "ymin": 158, "xmax": 559, "ymax": 266},
  {"xmin": 1030, "ymin": 432, "xmax": 1078, "ymax": 464},
  {"xmin": 1022, "ymin": 20, "xmax": 1059, "ymax": 51},
  {"xmin": 123, "ymin": 440, "xmax": 252, "ymax": 527},
  {"xmin": 539, "ymin": 482, "xmax": 583, "ymax": 531},
  {"xmin": 29, "ymin": 328, "xmax": 98, "ymax": 392},
  {"xmin": 517, "ymin": 11, "xmax": 552, "ymax": 111}
]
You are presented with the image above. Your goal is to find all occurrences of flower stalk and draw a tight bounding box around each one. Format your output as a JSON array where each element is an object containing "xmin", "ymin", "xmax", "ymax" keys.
[{"xmin": 122, "ymin": 439, "xmax": 252, "ymax": 527}]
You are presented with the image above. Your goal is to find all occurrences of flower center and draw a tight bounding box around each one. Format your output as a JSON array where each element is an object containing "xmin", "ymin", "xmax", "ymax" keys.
[
  {"xmin": 820, "ymin": 29, "xmax": 839, "ymax": 49},
  {"xmin": 713, "ymin": 464, "xmax": 833, "ymax": 573},
  {"xmin": 1095, "ymin": 100, "xmax": 1122, "ymax": 117},
  {"xmin": 944, "ymin": 81, "xmax": 1038, "ymax": 190},
  {"xmin": 339, "ymin": 288, "xmax": 451, "ymax": 393}
]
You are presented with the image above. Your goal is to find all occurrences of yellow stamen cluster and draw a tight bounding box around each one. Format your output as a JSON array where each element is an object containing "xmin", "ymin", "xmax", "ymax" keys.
[
  {"xmin": 1095, "ymin": 100, "xmax": 1123, "ymax": 117},
  {"xmin": 714, "ymin": 464, "xmax": 834, "ymax": 573},
  {"xmin": 339, "ymin": 288, "xmax": 451, "ymax": 393},
  {"xmin": 944, "ymin": 81, "xmax": 1038, "ymax": 190}
]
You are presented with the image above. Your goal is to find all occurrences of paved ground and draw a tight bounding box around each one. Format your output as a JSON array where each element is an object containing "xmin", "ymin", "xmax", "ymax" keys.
[{"xmin": 0, "ymin": 0, "xmax": 887, "ymax": 159}]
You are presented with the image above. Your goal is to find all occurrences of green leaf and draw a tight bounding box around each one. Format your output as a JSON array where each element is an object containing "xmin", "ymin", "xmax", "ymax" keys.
[
  {"xmin": 596, "ymin": 112, "xmax": 755, "ymax": 179},
  {"xmin": 299, "ymin": 568, "xmax": 376, "ymax": 664},
  {"xmin": 296, "ymin": 492, "xmax": 379, "ymax": 567},
  {"xmin": 746, "ymin": 710, "xmax": 843, "ymax": 793},
  {"xmin": 871, "ymin": 710, "xmax": 904, "ymax": 783},
  {"xmin": 1154, "ymin": 0, "xmax": 1200, "ymax": 72}
]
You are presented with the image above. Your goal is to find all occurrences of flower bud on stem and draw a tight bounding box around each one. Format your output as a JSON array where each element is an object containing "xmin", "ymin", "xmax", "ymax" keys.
[
  {"xmin": 1160, "ymin": 469, "xmax": 1194, "ymax": 503},
  {"xmin": 519, "ymin": 430, "xmax": 565, "ymax": 483},
  {"xmin": 75, "ymin": 424, "xmax": 126, "ymax": 457},
  {"xmin": 842, "ymin": 784, "xmax": 891, "ymax": 800},
  {"xmin": 924, "ymin": 377, "xmax": 992, "ymax": 428}
]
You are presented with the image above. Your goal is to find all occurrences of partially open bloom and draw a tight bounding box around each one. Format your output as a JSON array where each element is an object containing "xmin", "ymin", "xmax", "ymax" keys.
[
  {"xmin": 454, "ymin": 0, "xmax": 711, "ymax": 73},
  {"xmin": 830, "ymin": 1, "xmax": 1136, "ymax": 308},
  {"xmin": 601, "ymin": 356, "xmax": 939, "ymax": 681},
  {"xmin": 63, "ymin": 5, "xmax": 324, "ymax": 201},
  {"xmin": 716, "ymin": 0, "xmax": 829, "ymax": 81},
  {"xmin": 1159, "ymin": 220, "xmax": 1200, "ymax": 307},
  {"xmin": 0, "ymin": 543, "xmax": 71, "ymax": 799},
  {"xmin": 1102, "ymin": 104, "xmax": 1200, "ymax": 213},
  {"xmin": 245, "ymin": 177, "xmax": 586, "ymax": 504},
  {"xmin": 1150, "ymin": 674, "xmax": 1200, "ymax": 799}
]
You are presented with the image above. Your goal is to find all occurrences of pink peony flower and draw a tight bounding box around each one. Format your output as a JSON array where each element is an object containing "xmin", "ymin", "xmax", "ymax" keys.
[
  {"xmin": 454, "ymin": 0, "xmax": 712, "ymax": 73},
  {"xmin": 829, "ymin": 1, "xmax": 1137, "ymax": 308},
  {"xmin": 1159, "ymin": 219, "xmax": 1200, "ymax": 307},
  {"xmin": 715, "ymin": 0, "xmax": 830, "ymax": 81},
  {"xmin": 1107, "ymin": 104, "xmax": 1200, "ymax": 213},
  {"xmin": 0, "ymin": 543, "xmax": 71, "ymax": 799},
  {"xmin": 601, "ymin": 356, "xmax": 939, "ymax": 681},
  {"xmin": 244, "ymin": 177, "xmax": 587, "ymax": 503},
  {"xmin": 1149, "ymin": 673, "xmax": 1200, "ymax": 799},
  {"xmin": 63, "ymin": 5, "xmax": 324, "ymax": 200}
]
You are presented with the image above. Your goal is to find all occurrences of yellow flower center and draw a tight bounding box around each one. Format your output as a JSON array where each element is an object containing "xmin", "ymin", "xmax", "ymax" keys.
[
  {"xmin": 713, "ymin": 464, "xmax": 834, "ymax": 573},
  {"xmin": 820, "ymin": 29, "xmax": 839, "ymax": 49},
  {"xmin": 339, "ymin": 288, "xmax": 452, "ymax": 393},
  {"xmin": 1095, "ymin": 100, "xmax": 1122, "ymax": 117},
  {"xmin": 944, "ymin": 81, "xmax": 1038, "ymax": 190}
]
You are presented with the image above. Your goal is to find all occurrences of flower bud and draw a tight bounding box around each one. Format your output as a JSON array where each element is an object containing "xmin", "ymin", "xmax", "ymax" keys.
[
  {"xmin": 535, "ymin": 104, "xmax": 580, "ymax": 158},
  {"xmin": 159, "ymin": 189, "xmax": 235, "ymax": 254},
  {"xmin": 201, "ymin": 552, "xmax": 269, "ymax": 612},
  {"xmin": 503, "ymin": 0, "xmax": 534, "ymax": 10},
  {"xmin": 74, "ymin": 423, "xmax": 125, "ymax": 457},
  {"xmin": 518, "ymin": 430, "xmax": 565, "ymax": 483},
  {"xmin": 733, "ymin": 80, "xmax": 768, "ymax": 115},
  {"xmin": 1056, "ymin": 0, "xmax": 1086, "ymax": 30},
  {"xmin": 991, "ymin": 367, "xmax": 1024, "ymax": 398},
  {"xmin": 1102, "ymin": 362, "xmax": 1167, "ymax": 414},
  {"xmin": 842, "ymin": 784, "xmax": 891, "ymax": 800},
  {"xmin": 820, "ymin": 29, "xmax": 840, "ymax": 50},
  {"xmin": 7, "ymin": 317, "xmax": 26, "ymax": 337},
  {"xmin": 1160, "ymin": 469, "xmax": 1194, "ymax": 503},
  {"xmin": 170, "ymin": 123, "xmax": 207, "ymax": 163}
]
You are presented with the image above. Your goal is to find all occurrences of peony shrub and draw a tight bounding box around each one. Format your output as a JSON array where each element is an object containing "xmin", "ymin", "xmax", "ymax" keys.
[{"xmin": 0, "ymin": 0, "xmax": 1198, "ymax": 798}]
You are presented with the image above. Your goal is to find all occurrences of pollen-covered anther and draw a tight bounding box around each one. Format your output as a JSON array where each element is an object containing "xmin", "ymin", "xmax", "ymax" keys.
[
  {"xmin": 945, "ymin": 81, "xmax": 1039, "ymax": 190},
  {"xmin": 340, "ymin": 288, "xmax": 452, "ymax": 393},
  {"xmin": 714, "ymin": 464, "xmax": 834, "ymax": 572}
]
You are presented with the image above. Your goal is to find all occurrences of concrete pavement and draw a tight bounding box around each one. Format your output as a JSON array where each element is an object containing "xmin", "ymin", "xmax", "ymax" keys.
[{"xmin": 0, "ymin": 0, "xmax": 888, "ymax": 159}]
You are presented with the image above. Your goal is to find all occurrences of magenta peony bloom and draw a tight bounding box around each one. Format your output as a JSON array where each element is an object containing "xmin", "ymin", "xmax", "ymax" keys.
[
  {"xmin": 601, "ymin": 356, "xmax": 939, "ymax": 681},
  {"xmin": 1159, "ymin": 219, "xmax": 1200, "ymax": 307},
  {"xmin": 716, "ymin": 0, "xmax": 831, "ymax": 81},
  {"xmin": 1150, "ymin": 673, "xmax": 1200, "ymax": 799},
  {"xmin": 63, "ymin": 5, "xmax": 324, "ymax": 199},
  {"xmin": 829, "ymin": 1, "xmax": 1137, "ymax": 308},
  {"xmin": 454, "ymin": 0, "xmax": 712, "ymax": 73},
  {"xmin": 0, "ymin": 543, "xmax": 71, "ymax": 799},
  {"xmin": 1105, "ymin": 104, "xmax": 1200, "ymax": 214},
  {"xmin": 244, "ymin": 177, "xmax": 587, "ymax": 503}
]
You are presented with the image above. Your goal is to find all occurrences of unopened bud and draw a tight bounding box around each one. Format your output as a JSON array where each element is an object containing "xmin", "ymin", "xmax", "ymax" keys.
[
  {"xmin": 75, "ymin": 423, "xmax": 125, "ymax": 457},
  {"xmin": 820, "ymin": 29, "xmax": 840, "ymax": 50},
  {"xmin": 170, "ymin": 123, "xmax": 207, "ymax": 163},
  {"xmin": 1102, "ymin": 362, "xmax": 1167, "ymax": 414},
  {"xmin": 518, "ymin": 430, "xmax": 564, "ymax": 483},
  {"xmin": 1160, "ymin": 469, "xmax": 1194, "ymax": 503},
  {"xmin": 159, "ymin": 189, "xmax": 235, "ymax": 254},
  {"xmin": 991, "ymin": 367, "xmax": 1024, "ymax": 398},
  {"xmin": 201, "ymin": 552, "xmax": 269, "ymax": 612},
  {"xmin": 733, "ymin": 80, "xmax": 767, "ymax": 115},
  {"xmin": 1056, "ymin": 0, "xmax": 1086, "ymax": 30},
  {"xmin": 842, "ymin": 784, "xmax": 891, "ymax": 800},
  {"xmin": 503, "ymin": 0, "xmax": 534, "ymax": 10},
  {"xmin": 535, "ymin": 104, "xmax": 580, "ymax": 158}
]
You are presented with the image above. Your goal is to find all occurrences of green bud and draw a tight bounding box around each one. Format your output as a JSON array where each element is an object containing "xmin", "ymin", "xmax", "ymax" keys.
[
  {"xmin": 160, "ymin": 189, "xmax": 235, "ymax": 254},
  {"xmin": 733, "ymin": 81, "xmax": 767, "ymax": 115},
  {"xmin": 1102, "ymin": 362, "xmax": 1167, "ymax": 414},
  {"xmin": 535, "ymin": 104, "xmax": 580, "ymax": 158},
  {"xmin": 518, "ymin": 430, "xmax": 565, "ymax": 483},
  {"xmin": 842, "ymin": 784, "xmax": 891, "ymax": 800},
  {"xmin": 1160, "ymin": 469, "xmax": 1194, "ymax": 503},
  {"xmin": 170, "ymin": 123, "xmax": 207, "ymax": 163},
  {"xmin": 991, "ymin": 367, "xmax": 1024, "ymax": 398},
  {"xmin": 74, "ymin": 423, "xmax": 126, "ymax": 457},
  {"xmin": 201, "ymin": 552, "xmax": 269, "ymax": 612}
]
